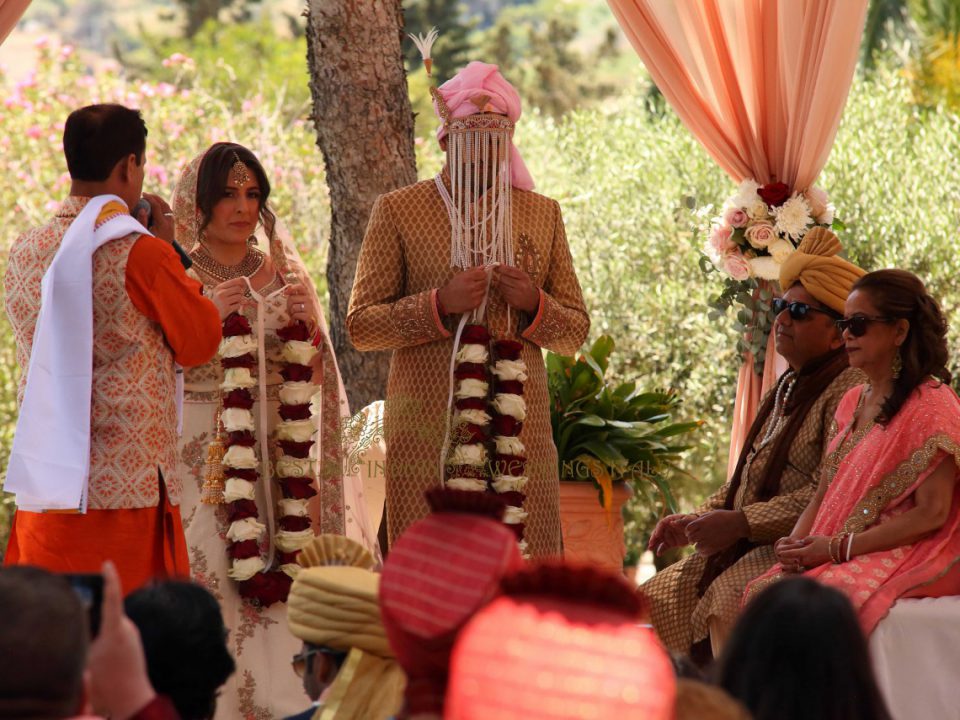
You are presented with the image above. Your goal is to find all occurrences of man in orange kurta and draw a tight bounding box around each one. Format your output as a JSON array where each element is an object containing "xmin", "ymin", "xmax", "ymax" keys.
[
  {"xmin": 3, "ymin": 104, "xmax": 221, "ymax": 592},
  {"xmin": 347, "ymin": 62, "xmax": 590, "ymax": 557}
]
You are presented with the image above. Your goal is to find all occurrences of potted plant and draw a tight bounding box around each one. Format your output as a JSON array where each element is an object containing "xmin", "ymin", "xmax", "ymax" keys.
[{"xmin": 547, "ymin": 335, "xmax": 700, "ymax": 574}]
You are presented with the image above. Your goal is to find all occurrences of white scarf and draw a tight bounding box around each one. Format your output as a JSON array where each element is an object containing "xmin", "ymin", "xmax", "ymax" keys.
[{"xmin": 6, "ymin": 195, "xmax": 156, "ymax": 512}]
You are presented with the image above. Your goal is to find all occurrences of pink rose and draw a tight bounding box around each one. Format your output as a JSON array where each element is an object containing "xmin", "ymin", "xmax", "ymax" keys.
[
  {"xmin": 724, "ymin": 207, "xmax": 749, "ymax": 228},
  {"xmin": 723, "ymin": 252, "xmax": 752, "ymax": 281},
  {"xmin": 709, "ymin": 225, "xmax": 734, "ymax": 255},
  {"xmin": 745, "ymin": 221, "xmax": 776, "ymax": 249}
]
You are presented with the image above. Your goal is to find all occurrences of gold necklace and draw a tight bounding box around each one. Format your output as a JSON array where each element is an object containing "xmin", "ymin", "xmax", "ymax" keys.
[{"xmin": 190, "ymin": 244, "xmax": 265, "ymax": 283}]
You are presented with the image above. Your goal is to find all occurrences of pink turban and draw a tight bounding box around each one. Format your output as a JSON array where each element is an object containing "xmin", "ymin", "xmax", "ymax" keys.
[{"xmin": 434, "ymin": 61, "xmax": 535, "ymax": 191}]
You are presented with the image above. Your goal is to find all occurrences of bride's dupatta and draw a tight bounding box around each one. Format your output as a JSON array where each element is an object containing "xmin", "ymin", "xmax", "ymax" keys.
[{"xmin": 747, "ymin": 381, "xmax": 960, "ymax": 634}]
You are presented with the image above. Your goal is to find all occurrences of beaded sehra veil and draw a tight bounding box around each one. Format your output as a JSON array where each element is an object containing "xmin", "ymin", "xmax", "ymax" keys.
[{"xmin": 172, "ymin": 145, "xmax": 379, "ymax": 557}]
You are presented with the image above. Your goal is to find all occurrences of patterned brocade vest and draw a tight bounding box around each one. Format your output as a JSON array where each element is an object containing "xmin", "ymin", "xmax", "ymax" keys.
[{"xmin": 5, "ymin": 199, "xmax": 180, "ymax": 509}]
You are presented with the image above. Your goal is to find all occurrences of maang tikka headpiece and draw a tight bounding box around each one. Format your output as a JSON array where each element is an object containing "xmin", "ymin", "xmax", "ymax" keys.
[{"xmin": 230, "ymin": 151, "xmax": 251, "ymax": 187}]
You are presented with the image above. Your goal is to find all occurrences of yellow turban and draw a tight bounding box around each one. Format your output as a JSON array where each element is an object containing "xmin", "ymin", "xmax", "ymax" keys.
[
  {"xmin": 778, "ymin": 227, "xmax": 865, "ymax": 313},
  {"xmin": 286, "ymin": 536, "xmax": 405, "ymax": 720}
]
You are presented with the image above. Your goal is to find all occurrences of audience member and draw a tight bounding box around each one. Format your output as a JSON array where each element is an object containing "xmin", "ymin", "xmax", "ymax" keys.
[
  {"xmin": 716, "ymin": 577, "xmax": 892, "ymax": 720},
  {"xmin": 124, "ymin": 581, "xmax": 235, "ymax": 720}
]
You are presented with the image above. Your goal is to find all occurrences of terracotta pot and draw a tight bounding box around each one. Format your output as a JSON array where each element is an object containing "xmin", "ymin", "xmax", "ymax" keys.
[{"xmin": 558, "ymin": 481, "xmax": 632, "ymax": 575}]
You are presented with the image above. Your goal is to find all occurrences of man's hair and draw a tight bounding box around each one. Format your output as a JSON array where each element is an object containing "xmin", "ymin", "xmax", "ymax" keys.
[
  {"xmin": 0, "ymin": 566, "xmax": 89, "ymax": 719},
  {"xmin": 63, "ymin": 104, "xmax": 148, "ymax": 181},
  {"xmin": 125, "ymin": 581, "xmax": 235, "ymax": 720}
]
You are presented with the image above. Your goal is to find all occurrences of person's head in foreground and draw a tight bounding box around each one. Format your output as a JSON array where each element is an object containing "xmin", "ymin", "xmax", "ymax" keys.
[
  {"xmin": 841, "ymin": 269, "xmax": 950, "ymax": 423},
  {"xmin": 0, "ymin": 566, "xmax": 89, "ymax": 719},
  {"xmin": 286, "ymin": 535, "xmax": 405, "ymax": 720},
  {"xmin": 63, "ymin": 103, "xmax": 148, "ymax": 210},
  {"xmin": 715, "ymin": 577, "xmax": 892, "ymax": 720},
  {"xmin": 124, "ymin": 580, "xmax": 235, "ymax": 720},
  {"xmin": 444, "ymin": 563, "xmax": 675, "ymax": 720},
  {"xmin": 775, "ymin": 227, "xmax": 865, "ymax": 372}
]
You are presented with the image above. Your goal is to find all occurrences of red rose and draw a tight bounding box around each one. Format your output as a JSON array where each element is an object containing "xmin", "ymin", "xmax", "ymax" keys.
[
  {"xmin": 496, "ymin": 381, "xmax": 524, "ymax": 396},
  {"xmin": 455, "ymin": 397, "xmax": 488, "ymax": 411},
  {"xmin": 228, "ymin": 540, "xmax": 260, "ymax": 560},
  {"xmin": 225, "ymin": 467, "xmax": 258, "ymax": 481},
  {"xmin": 226, "ymin": 430, "xmax": 256, "ymax": 448},
  {"xmin": 222, "ymin": 390, "xmax": 255, "ymax": 409},
  {"xmin": 494, "ymin": 339, "xmax": 523, "ymax": 360},
  {"xmin": 222, "ymin": 312, "xmax": 252, "ymax": 337},
  {"xmin": 281, "ymin": 364, "xmax": 312, "ymax": 383},
  {"xmin": 277, "ymin": 550, "xmax": 301, "ymax": 566},
  {"xmin": 493, "ymin": 454, "xmax": 526, "ymax": 476},
  {"xmin": 462, "ymin": 324, "xmax": 491, "ymax": 344},
  {"xmin": 447, "ymin": 465, "xmax": 489, "ymax": 480},
  {"xmin": 279, "ymin": 516, "xmax": 311, "ymax": 532},
  {"xmin": 222, "ymin": 354, "xmax": 256, "ymax": 370},
  {"xmin": 227, "ymin": 499, "xmax": 259, "ymax": 522},
  {"xmin": 758, "ymin": 182, "xmax": 791, "ymax": 207},
  {"xmin": 454, "ymin": 362, "xmax": 488, "ymax": 380},
  {"xmin": 455, "ymin": 423, "xmax": 487, "ymax": 444},
  {"xmin": 279, "ymin": 404, "xmax": 312, "ymax": 422},
  {"xmin": 492, "ymin": 415, "xmax": 522, "ymax": 437},
  {"xmin": 277, "ymin": 322, "xmax": 310, "ymax": 343},
  {"xmin": 239, "ymin": 571, "xmax": 292, "ymax": 607},
  {"xmin": 498, "ymin": 491, "xmax": 526, "ymax": 507},
  {"xmin": 278, "ymin": 440, "xmax": 313, "ymax": 459},
  {"xmin": 506, "ymin": 523, "xmax": 525, "ymax": 540},
  {"xmin": 279, "ymin": 478, "xmax": 318, "ymax": 499}
]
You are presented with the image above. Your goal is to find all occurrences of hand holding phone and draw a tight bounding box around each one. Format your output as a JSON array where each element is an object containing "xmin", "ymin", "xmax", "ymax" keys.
[{"xmin": 65, "ymin": 573, "xmax": 104, "ymax": 637}]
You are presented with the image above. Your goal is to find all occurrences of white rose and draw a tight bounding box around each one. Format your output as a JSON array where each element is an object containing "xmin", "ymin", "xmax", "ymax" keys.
[
  {"xmin": 275, "ymin": 529, "xmax": 314, "ymax": 553},
  {"xmin": 276, "ymin": 419, "xmax": 315, "ymax": 443},
  {"xmin": 219, "ymin": 334, "xmax": 257, "ymax": 358},
  {"xmin": 447, "ymin": 443, "xmax": 488, "ymax": 467},
  {"xmin": 223, "ymin": 445, "xmax": 257, "ymax": 469},
  {"xmin": 221, "ymin": 367, "xmax": 256, "ymax": 390},
  {"xmin": 455, "ymin": 409, "xmax": 491, "ymax": 427},
  {"xmin": 491, "ymin": 394, "xmax": 526, "ymax": 421},
  {"xmin": 503, "ymin": 505, "xmax": 529, "ymax": 524},
  {"xmin": 280, "ymin": 563, "xmax": 302, "ymax": 579},
  {"xmin": 748, "ymin": 256, "xmax": 780, "ymax": 281},
  {"xmin": 455, "ymin": 378, "xmax": 489, "ymax": 399},
  {"xmin": 226, "ymin": 517, "xmax": 266, "ymax": 543},
  {"xmin": 494, "ymin": 436, "xmax": 526, "ymax": 456},
  {"xmin": 223, "ymin": 478, "xmax": 256, "ymax": 503},
  {"xmin": 276, "ymin": 457, "xmax": 314, "ymax": 478},
  {"xmin": 492, "ymin": 475, "xmax": 529, "ymax": 493},
  {"xmin": 456, "ymin": 344, "xmax": 489, "ymax": 364},
  {"xmin": 446, "ymin": 477, "xmax": 489, "ymax": 492},
  {"xmin": 279, "ymin": 382, "xmax": 316, "ymax": 406},
  {"xmin": 492, "ymin": 359, "xmax": 528, "ymax": 382},
  {"xmin": 747, "ymin": 200, "xmax": 769, "ymax": 221},
  {"xmin": 281, "ymin": 340, "xmax": 317, "ymax": 366},
  {"xmin": 221, "ymin": 408, "xmax": 254, "ymax": 433},
  {"xmin": 228, "ymin": 556, "xmax": 266, "ymax": 581},
  {"xmin": 279, "ymin": 498, "xmax": 311, "ymax": 517},
  {"xmin": 769, "ymin": 239, "xmax": 796, "ymax": 264},
  {"xmin": 518, "ymin": 539, "xmax": 529, "ymax": 557},
  {"xmin": 732, "ymin": 179, "xmax": 761, "ymax": 208}
]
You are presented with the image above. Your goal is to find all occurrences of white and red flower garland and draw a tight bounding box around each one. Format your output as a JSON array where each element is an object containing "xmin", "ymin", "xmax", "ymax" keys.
[
  {"xmin": 219, "ymin": 312, "xmax": 319, "ymax": 607},
  {"xmin": 445, "ymin": 324, "xmax": 530, "ymax": 557}
]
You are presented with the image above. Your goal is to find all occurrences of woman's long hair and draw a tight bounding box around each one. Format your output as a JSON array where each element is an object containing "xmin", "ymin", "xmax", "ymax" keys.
[
  {"xmin": 195, "ymin": 141, "xmax": 277, "ymax": 241},
  {"xmin": 715, "ymin": 578, "xmax": 892, "ymax": 720},
  {"xmin": 852, "ymin": 269, "xmax": 951, "ymax": 423}
]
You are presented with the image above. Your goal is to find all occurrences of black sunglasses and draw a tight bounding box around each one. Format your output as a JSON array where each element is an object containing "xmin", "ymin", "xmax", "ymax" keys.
[
  {"xmin": 835, "ymin": 314, "xmax": 896, "ymax": 337},
  {"xmin": 771, "ymin": 298, "xmax": 841, "ymax": 321}
]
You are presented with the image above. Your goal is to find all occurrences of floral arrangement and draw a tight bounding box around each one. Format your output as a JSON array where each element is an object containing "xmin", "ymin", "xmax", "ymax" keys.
[
  {"xmin": 213, "ymin": 312, "xmax": 319, "ymax": 607},
  {"xmin": 700, "ymin": 180, "xmax": 840, "ymax": 373},
  {"xmin": 445, "ymin": 324, "xmax": 530, "ymax": 557}
]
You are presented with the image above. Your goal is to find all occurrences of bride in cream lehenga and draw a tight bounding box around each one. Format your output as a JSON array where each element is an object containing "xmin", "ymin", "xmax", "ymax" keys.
[{"xmin": 172, "ymin": 142, "xmax": 379, "ymax": 720}]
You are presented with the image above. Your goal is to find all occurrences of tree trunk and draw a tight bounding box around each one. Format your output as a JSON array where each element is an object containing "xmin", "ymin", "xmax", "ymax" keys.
[{"xmin": 305, "ymin": 0, "xmax": 418, "ymax": 411}]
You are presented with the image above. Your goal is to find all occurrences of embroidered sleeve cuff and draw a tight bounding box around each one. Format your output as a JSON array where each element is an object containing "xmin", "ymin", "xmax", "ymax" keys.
[
  {"xmin": 520, "ymin": 288, "xmax": 546, "ymax": 340},
  {"xmin": 391, "ymin": 289, "xmax": 451, "ymax": 345},
  {"xmin": 431, "ymin": 288, "xmax": 450, "ymax": 336}
]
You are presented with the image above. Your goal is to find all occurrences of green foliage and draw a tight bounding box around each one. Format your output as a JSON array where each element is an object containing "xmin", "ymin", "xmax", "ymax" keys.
[
  {"xmin": 404, "ymin": 0, "xmax": 478, "ymax": 84},
  {"xmin": 547, "ymin": 335, "xmax": 701, "ymax": 512},
  {"xmin": 172, "ymin": 0, "xmax": 263, "ymax": 38}
]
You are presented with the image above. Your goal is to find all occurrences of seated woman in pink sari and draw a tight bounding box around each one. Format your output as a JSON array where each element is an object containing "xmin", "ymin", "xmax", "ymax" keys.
[{"xmin": 745, "ymin": 269, "xmax": 960, "ymax": 635}]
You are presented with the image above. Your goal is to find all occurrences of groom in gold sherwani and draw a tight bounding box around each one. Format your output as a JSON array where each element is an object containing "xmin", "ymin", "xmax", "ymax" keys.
[{"xmin": 347, "ymin": 61, "xmax": 589, "ymax": 557}]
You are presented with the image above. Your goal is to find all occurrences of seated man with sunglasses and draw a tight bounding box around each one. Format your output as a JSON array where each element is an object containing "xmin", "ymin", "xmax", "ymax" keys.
[{"xmin": 642, "ymin": 227, "xmax": 866, "ymax": 663}]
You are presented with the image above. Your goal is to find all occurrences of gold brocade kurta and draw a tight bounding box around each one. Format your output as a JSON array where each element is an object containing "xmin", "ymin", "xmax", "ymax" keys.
[
  {"xmin": 643, "ymin": 366, "xmax": 863, "ymax": 654},
  {"xmin": 347, "ymin": 179, "xmax": 590, "ymax": 557}
]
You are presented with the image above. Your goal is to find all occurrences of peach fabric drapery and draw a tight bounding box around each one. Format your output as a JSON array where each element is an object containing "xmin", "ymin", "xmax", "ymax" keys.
[
  {"xmin": 607, "ymin": 0, "xmax": 868, "ymax": 467},
  {"xmin": 0, "ymin": 0, "xmax": 30, "ymax": 46}
]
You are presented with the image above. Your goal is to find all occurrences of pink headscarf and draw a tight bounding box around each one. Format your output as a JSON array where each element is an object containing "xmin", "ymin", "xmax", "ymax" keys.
[{"xmin": 434, "ymin": 61, "xmax": 535, "ymax": 191}]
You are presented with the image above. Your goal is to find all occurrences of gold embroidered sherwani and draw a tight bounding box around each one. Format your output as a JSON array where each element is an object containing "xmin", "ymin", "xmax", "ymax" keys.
[
  {"xmin": 347, "ymin": 179, "xmax": 590, "ymax": 557},
  {"xmin": 643, "ymin": 366, "xmax": 863, "ymax": 653}
]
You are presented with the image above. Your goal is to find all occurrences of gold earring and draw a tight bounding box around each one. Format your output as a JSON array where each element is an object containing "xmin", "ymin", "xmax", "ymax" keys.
[{"xmin": 892, "ymin": 349, "xmax": 903, "ymax": 380}]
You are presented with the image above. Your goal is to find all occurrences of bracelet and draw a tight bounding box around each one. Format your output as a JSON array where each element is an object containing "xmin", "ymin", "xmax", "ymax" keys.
[
  {"xmin": 829, "ymin": 534, "xmax": 842, "ymax": 564},
  {"xmin": 845, "ymin": 532, "xmax": 855, "ymax": 562}
]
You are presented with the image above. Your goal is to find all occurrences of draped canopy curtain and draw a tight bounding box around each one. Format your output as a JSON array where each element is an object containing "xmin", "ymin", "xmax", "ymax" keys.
[
  {"xmin": 607, "ymin": 0, "xmax": 868, "ymax": 472},
  {"xmin": 0, "ymin": 0, "xmax": 30, "ymax": 46}
]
